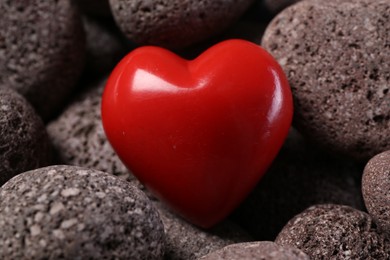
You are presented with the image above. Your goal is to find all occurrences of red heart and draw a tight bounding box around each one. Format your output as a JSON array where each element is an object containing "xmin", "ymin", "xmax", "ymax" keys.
[{"xmin": 102, "ymin": 39, "xmax": 293, "ymax": 228}]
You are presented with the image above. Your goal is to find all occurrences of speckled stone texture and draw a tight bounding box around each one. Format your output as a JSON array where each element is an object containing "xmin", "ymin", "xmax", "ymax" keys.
[
  {"xmin": 262, "ymin": 0, "xmax": 390, "ymax": 161},
  {"xmin": 362, "ymin": 150, "xmax": 390, "ymax": 237},
  {"xmin": 109, "ymin": 0, "xmax": 255, "ymax": 49},
  {"xmin": 82, "ymin": 16, "xmax": 130, "ymax": 77},
  {"xmin": 0, "ymin": 0, "xmax": 85, "ymax": 120},
  {"xmin": 153, "ymin": 201, "xmax": 251, "ymax": 260},
  {"xmin": 47, "ymin": 80, "xmax": 131, "ymax": 181},
  {"xmin": 199, "ymin": 241, "xmax": 309, "ymax": 260},
  {"xmin": 275, "ymin": 204, "xmax": 390, "ymax": 259},
  {"xmin": 0, "ymin": 165, "xmax": 165, "ymax": 259},
  {"xmin": 231, "ymin": 128, "xmax": 364, "ymax": 240},
  {"xmin": 0, "ymin": 88, "xmax": 51, "ymax": 186}
]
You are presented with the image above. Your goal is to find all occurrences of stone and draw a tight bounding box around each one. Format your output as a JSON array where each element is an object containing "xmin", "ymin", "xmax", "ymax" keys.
[
  {"xmin": 153, "ymin": 201, "xmax": 251, "ymax": 260},
  {"xmin": 199, "ymin": 241, "xmax": 309, "ymax": 260},
  {"xmin": 109, "ymin": 0, "xmax": 255, "ymax": 49},
  {"xmin": 0, "ymin": 165, "xmax": 165, "ymax": 259},
  {"xmin": 275, "ymin": 204, "xmax": 390, "ymax": 259},
  {"xmin": 0, "ymin": 0, "xmax": 86, "ymax": 121},
  {"xmin": 262, "ymin": 0, "xmax": 390, "ymax": 161},
  {"xmin": 362, "ymin": 150, "xmax": 390, "ymax": 236},
  {"xmin": 0, "ymin": 87, "xmax": 51, "ymax": 186}
]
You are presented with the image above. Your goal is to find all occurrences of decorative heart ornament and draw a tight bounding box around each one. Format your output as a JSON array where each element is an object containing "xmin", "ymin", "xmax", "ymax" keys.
[{"xmin": 102, "ymin": 39, "xmax": 293, "ymax": 228}]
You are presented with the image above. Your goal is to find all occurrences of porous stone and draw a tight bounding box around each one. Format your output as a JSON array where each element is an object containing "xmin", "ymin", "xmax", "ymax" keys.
[
  {"xmin": 0, "ymin": 87, "xmax": 51, "ymax": 186},
  {"xmin": 231, "ymin": 128, "xmax": 364, "ymax": 240},
  {"xmin": 362, "ymin": 150, "xmax": 390, "ymax": 236},
  {"xmin": 199, "ymin": 241, "xmax": 309, "ymax": 260},
  {"xmin": 109, "ymin": 0, "xmax": 255, "ymax": 49},
  {"xmin": 0, "ymin": 165, "xmax": 165, "ymax": 259},
  {"xmin": 153, "ymin": 201, "xmax": 251, "ymax": 260},
  {"xmin": 0, "ymin": 0, "xmax": 86, "ymax": 120},
  {"xmin": 47, "ymin": 80, "xmax": 132, "ymax": 181},
  {"xmin": 262, "ymin": 0, "xmax": 390, "ymax": 161},
  {"xmin": 275, "ymin": 204, "xmax": 390, "ymax": 259}
]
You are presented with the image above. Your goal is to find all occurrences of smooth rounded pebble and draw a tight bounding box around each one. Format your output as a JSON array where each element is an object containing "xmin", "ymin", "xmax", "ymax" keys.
[
  {"xmin": 262, "ymin": 0, "xmax": 390, "ymax": 161},
  {"xmin": 0, "ymin": 88, "xmax": 51, "ymax": 186},
  {"xmin": 275, "ymin": 204, "xmax": 390, "ymax": 259},
  {"xmin": 199, "ymin": 241, "xmax": 309, "ymax": 260},
  {"xmin": 231, "ymin": 128, "xmax": 364, "ymax": 240},
  {"xmin": 362, "ymin": 150, "xmax": 390, "ymax": 236},
  {"xmin": 0, "ymin": 0, "xmax": 85, "ymax": 120},
  {"xmin": 153, "ymin": 201, "xmax": 251, "ymax": 260},
  {"xmin": 0, "ymin": 165, "xmax": 165, "ymax": 259},
  {"xmin": 109, "ymin": 0, "xmax": 254, "ymax": 49}
]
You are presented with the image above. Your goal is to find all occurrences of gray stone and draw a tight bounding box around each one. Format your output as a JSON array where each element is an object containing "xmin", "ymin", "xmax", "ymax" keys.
[
  {"xmin": 275, "ymin": 204, "xmax": 390, "ymax": 259},
  {"xmin": 47, "ymin": 79, "xmax": 132, "ymax": 181},
  {"xmin": 362, "ymin": 150, "xmax": 390, "ymax": 237},
  {"xmin": 262, "ymin": 0, "xmax": 390, "ymax": 161},
  {"xmin": 0, "ymin": 165, "xmax": 165, "ymax": 259},
  {"xmin": 154, "ymin": 201, "xmax": 251, "ymax": 260},
  {"xmin": 0, "ymin": 88, "xmax": 51, "ymax": 186},
  {"xmin": 231, "ymin": 128, "xmax": 364, "ymax": 240},
  {"xmin": 199, "ymin": 241, "xmax": 309, "ymax": 260},
  {"xmin": 0, "ymin": 0, "xmax": 85, "ymax": 120},
  {"xmin": 109, "ymin": 0, "xmax": 255, "ymax": 49}
]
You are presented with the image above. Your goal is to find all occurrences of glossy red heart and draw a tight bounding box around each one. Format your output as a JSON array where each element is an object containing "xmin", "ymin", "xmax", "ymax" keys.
[{"xmin": 101, "ymin": 39, "xmax": 293, "ymax": 228}]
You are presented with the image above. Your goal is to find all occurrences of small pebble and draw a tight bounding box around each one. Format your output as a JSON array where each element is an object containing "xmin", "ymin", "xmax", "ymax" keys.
[
  {"xmin": 362, "ymin": 150, "xmax": 390, "ymax": 236},
  {"xmin": 154, "ymin": 201, "xmax": 251, "ymax": 260},
  {"xmin": 0, "ymin": 88, "xmax": 51, "ymax": 186},
  {"xmin": 109, "ymin": 0, "xmax": 255, "ymax": 49},
  {"xmin": 0, "ymin": 165, "xmax": 165, "ymax": 259},
  {"xmin": 0, "ymin": 0, "xmax": 86, "ymax": 120},
  {"xmin": 198, "ymin": 241, "xmax": 309, "ymax": 260},
  {"xmin": 262, "ymin": 0, "xmax": 390, "ymax": 161},
  {"xmin": 275, "ymin": 204, "xmax": 390, "ymax": 259}
]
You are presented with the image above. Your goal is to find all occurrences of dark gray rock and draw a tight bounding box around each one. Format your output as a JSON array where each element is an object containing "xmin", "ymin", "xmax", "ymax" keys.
[
  {"xmin": 0, "ymin": 88, "xmax": 51, "ymax": 186},
  {"xmin": 82, "ymin": 16, "xmax": 130, "ymax": 76},
  {"xmin": 275, "ymin": 204, "xmax": 390, "ymax": 259},
  {"xmin": 231, "ymin": 128, "xmax": 364, "ymax": 240},
  {"xmin": 109, "ymin": 0, "xmax": 255, "ymax": 49},
  {"xmin": 262, "ymin": 0, "xmax": 302, "ymax": 14},
  {"xmin": 47, "ymin": 80, "xmax": 131, "ymax": 181},
  {"xmin": 262, "ymin": 0, "xmax": 390, "ymax": 161},
  {"xmin": 0, "ymin": 0, "xmax": 86, "ymax": 120},
  {"xmin": 0, "ymin": 165, "xmax": 165, "ymax": 259},
  {"xmin": 198, "ymin": 241, "xmax": 309, "ymax": 260},
  {"xmin": 362, "ymin": 150, "xmax": 390, "ymax": 237},
  {"xmin": 153, "ymin": 201, "xmax": 251, "ymax": 260}
]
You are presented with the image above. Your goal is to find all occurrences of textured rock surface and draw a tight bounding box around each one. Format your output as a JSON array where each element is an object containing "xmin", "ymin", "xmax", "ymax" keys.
[
  {"xmin": 0, "ymin": 88, "xmax": 51, "ymax": 186},
  {"xmin": 109, "ymin": 0, "xmax": 254, "ymax": 49},
  {"xmin": 0, "ymin": 165, "xmax": 165, "ymax": 259},
  {"xmin": 0, "ymin": 0, "xmax": 86, "ymax": 120},
  {"xmin": 154, "ymin": 201, "xmax": 251, "ymax": 260},
  {"xmin": 362, "ymin": 150, "xmax": 390, "ymax": 236},
  {"xmin": 199, "ymin": 241, "xmax": 309, "ymax": 260},
  {"xmin": 231, "ymin": 128, "xmax": 364, "ymax": 240},
  {"xmin": 262, "ymin": 0, "xmax": 390, "ymax": 161},
  {"xmin": 47, "ymin": 80, "xmax": 132, "ymax": 181},
  {"xmin": 275, "ymin": 204, "xmax": 390, "ymax": 259}
]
